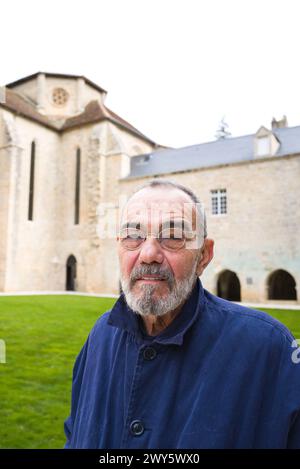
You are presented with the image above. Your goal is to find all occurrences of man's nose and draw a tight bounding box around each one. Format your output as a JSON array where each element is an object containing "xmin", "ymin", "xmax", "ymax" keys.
[{"xmin": 138, "ymin": 237, "xmax": 164, "ymax": 264}]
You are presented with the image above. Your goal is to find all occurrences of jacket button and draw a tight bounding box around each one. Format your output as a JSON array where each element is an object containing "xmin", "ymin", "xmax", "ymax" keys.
[
  {"xmin": 143, "ymin": 347, "xmax": 157, "ymax": 360},
  {"xmin": 130, "ymin": 420, "xmax": 144, "ymax": 436}
]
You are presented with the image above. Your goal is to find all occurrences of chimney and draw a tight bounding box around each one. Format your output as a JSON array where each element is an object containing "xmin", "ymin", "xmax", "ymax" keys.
[{"xmin": 271, "ymin": 115, "xmax": 288, "ymax": 129}]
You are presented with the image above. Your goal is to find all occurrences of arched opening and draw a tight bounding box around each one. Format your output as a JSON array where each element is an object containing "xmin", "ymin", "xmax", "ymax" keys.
[
  {"xmin": 217, "ymin": 269, "xmax": 241, "ymax": 301},
  {"xmin": 66, "ymin": 255, "xmax": 77, "ymax": 291},
  {"xmin": 268, "ymin": 269, "xmax": 297, "ymax": 300}
]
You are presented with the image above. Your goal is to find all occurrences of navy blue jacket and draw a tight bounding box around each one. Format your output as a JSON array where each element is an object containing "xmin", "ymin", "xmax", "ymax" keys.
[{"xmin": 64, "ymin": 279, "xmax": 300, "ymax": 448}]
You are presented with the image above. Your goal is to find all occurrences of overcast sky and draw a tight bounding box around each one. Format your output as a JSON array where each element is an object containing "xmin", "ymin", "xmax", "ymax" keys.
[{"xmin": 1, "ymin": 0, "xmax": 300, "ymax": 147}]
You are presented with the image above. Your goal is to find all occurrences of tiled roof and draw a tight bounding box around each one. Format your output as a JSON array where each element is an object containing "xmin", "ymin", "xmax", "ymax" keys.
[
  {"xmin": 0, "ymin": 89, "xmax": 156, "ymax": 144},
  {"xmin": 62, "ymin": 100, "xmax": 157, "ymax": 144},
  {"xmin": 1, "ymin": 88, "xmax": 57, "ymax": 130},
  {"xmin": 128, "ymin": 125, "xmax": 300, "ymax": 178}
]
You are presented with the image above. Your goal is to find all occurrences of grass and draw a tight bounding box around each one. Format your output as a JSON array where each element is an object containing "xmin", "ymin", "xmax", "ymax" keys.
[
  {"xmin": 0, "ymin": 295, "xmax": 115, "ymax": 449},
  {"xmin": 258, "ymin": 308, "xmax": 300, "ymax": 339},
  {"xmin": 0, "ymin": 295, "xmax": 299, "ymax": 448}
]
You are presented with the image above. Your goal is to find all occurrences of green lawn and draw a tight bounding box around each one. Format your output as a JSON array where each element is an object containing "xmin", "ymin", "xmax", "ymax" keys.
[
  {"xmin": 258, "ymin": 308, "xmax": 300, "ymax": 339},
  {"xmin": 0, "ymin": 295, "xmax": 299, "ymax": 449},
  {"xmin": 0, "ymin": 295, "xmax": 115, "ymax": 449}
]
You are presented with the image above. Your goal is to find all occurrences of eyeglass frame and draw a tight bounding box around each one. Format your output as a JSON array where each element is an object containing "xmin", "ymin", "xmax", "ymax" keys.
[{"xmin": 117, "ymin": 226, "xmax": 203, "ymax": 251}]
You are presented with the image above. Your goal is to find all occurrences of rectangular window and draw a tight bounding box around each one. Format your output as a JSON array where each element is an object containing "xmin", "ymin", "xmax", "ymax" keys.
[
  {"xmin": 257, "ymin": 136, "xmax": 270, "ymax": 156},
  {"xmin": 211, "ymin": 188, "xmax": 227, "ymax": 215}
]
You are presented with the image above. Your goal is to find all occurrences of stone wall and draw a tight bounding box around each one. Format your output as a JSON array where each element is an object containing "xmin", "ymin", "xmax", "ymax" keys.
[
  {"xmin": 1, "ymin": 86, "xmax": 299, "ymax": 303},
  {"xmin": 0, "ymin": 111, "xmax": 61, "ymax": 291},
  {"xmin": 118, "ymin": 154, "xmax": 300, "ymax": 302}
]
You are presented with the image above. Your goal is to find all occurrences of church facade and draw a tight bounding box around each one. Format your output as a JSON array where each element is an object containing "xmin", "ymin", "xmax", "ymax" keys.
[{"xmin": 0, "ymin": 73, "xmax": 299, "ymax": 304}]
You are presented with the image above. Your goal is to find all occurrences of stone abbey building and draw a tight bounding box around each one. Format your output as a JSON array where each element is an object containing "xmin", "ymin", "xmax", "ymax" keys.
[{"xmin": 0, "ymin": 72, "xmax": 299, "ymax": 304}]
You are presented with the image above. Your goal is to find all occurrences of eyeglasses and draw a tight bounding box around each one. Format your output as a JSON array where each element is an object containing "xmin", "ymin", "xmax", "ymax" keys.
[{"xmin": 119, "ymin": 227, "xmax": 197, "ymax": 251}]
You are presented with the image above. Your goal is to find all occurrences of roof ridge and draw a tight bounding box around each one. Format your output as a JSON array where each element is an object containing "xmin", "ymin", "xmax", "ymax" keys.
[
  {"xmin": 6, "ymin": 72, "xmax": 107, "ymax": 94},
  {"xmin": 0, "ymin": 89, "xmax": 156, "ymax": 143},
  {"xmin": 2, "ymin": 88, "xmax": 57, "ymax": 130},
  {"xmin": 152, "ymin": 124, "xmax": 300, "ymax": 155},
  {"xmin": 103, "ymin": 104, "xmax": 156, "ymax": 144},
  {"xmin": 169, "ymin": 133, "xmax": 254, "ymax": 153}
]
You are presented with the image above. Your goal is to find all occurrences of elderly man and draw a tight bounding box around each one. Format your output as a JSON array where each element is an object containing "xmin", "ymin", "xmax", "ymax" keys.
[{"xmin": 64, "ymin": 180, "xmax": 300, "ymax": 449}]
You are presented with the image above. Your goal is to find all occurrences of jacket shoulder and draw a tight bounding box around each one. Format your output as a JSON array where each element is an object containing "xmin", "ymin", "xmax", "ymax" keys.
[
  {"xmin": 204, "ymin": 289, "xmax": 296, "ymax": 344},
  {"xmin": 89, "ymin": 310, "xmax": 112, "ymax": 338}
]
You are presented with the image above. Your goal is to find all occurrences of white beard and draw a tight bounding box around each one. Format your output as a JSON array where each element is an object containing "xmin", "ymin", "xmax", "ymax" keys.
[{"xmin": 120, "ymin": 257, "xmax": 199, "ymax": 317}]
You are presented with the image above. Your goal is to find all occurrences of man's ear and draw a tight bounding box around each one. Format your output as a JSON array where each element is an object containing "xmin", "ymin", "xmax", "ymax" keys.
[{"xmin": 196, "ymin": 238, "xmax": 214, "ymax": 276}]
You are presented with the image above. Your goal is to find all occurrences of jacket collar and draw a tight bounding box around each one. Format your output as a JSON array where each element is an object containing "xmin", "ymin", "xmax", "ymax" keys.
[{"xmin": 107, "ymin": 277, "xmax": 206, "ymax": 346}]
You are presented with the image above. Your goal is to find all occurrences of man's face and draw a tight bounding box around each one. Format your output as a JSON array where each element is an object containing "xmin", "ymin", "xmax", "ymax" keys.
[{"xmin": 118, "ymin": 187, "xmax": 213, "ymax": 317}]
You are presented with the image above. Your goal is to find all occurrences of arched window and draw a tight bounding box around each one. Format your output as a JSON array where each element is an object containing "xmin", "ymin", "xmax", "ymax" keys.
[
  {"xmin": 74, "ymin": 147, "xmax": 81, "ymax": 225},
  {"xmin": 267, "ymin": 269, "xmax": 297, "ymax": 300},
  {"xmin": 28, "ymin": 141, "xmax": 36, "ymax": 220},
  {"xmin": 66, "ymin": 255, "xmax": 77, "ymax": 291},
  {"xmin": 217, "ymin": 269, "xmax": 241, "ymax": 301}
]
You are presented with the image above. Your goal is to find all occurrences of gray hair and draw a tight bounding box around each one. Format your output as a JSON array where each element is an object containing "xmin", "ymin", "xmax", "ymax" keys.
[{"xmin": 129, "ymin": 179, "xmax": 207, "ymax": 238}]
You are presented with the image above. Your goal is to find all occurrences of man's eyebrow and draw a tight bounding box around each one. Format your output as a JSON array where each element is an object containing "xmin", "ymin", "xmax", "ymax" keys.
[{"xmin": 120, "ymin": 220, "xmax": 193, "ymax": 231}]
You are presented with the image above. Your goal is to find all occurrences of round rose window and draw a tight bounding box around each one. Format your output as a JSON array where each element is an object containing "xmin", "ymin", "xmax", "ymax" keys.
[{"xmin": 52, "ymin": 87, "xmax": 69, "ymax": 106}]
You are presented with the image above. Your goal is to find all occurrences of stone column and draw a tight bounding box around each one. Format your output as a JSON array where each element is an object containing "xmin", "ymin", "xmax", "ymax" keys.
[
  {"xmin": 37, "ymin": 73, "xmax": 46, "ymax": 114},
  {"xmin": 77, "ymin": 78, "xmax": 85, "ymax": 114},
  {"xmin": 2, "ymin": 114, "xmax": 23, "ymax": 290}
]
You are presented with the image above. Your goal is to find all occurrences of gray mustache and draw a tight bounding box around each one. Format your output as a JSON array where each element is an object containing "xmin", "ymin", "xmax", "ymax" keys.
[{"xmin": 130, "ymin": 264, "xmax": 174, "ymax": 288}]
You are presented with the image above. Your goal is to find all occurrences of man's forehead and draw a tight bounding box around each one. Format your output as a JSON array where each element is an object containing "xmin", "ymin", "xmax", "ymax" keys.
[
  {"xmin": 120, "ymin": 196, "xmax": 197, "ymax": 229},
  {"xmin": 128, "ymin": 186, "xmax": 192, "ymax": 205},
  {"xmin": 125, "ymin": 187, "xmax": 194, "ymax": 212},
  {"xmin": 125, "ymin": 199, "xmax": 191, "ymax": 215}
]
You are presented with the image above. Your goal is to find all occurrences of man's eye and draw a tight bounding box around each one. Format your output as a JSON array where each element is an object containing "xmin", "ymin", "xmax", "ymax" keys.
[
  {"xmin": 120, "ymin": 229, "xmax": 145, "ymax": 241},
  {"xmin": 127, "ymin": 234, "xmax": 144, "ymax": 240},
  {"xmin": 170, "ymin": 232, "xmax": 184, "ymax": 240}
]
